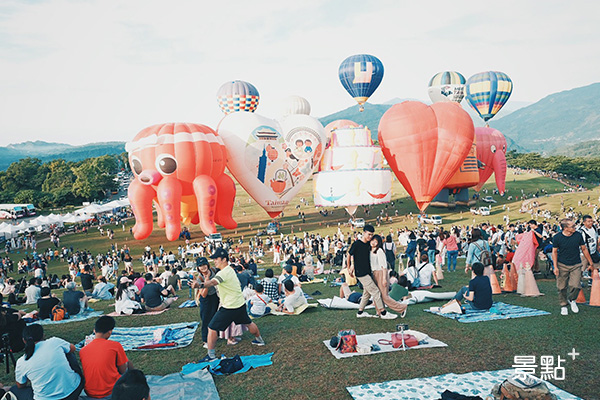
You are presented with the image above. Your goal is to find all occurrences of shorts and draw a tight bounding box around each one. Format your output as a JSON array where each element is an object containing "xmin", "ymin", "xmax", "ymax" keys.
[{"xmin": 208, "ymin": 304, "xmax": 252, "ymax": 332}]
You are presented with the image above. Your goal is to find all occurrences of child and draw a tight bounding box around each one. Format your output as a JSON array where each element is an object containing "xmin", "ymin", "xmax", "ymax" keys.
[{"xmin": 248, "ymin": 283, "xmax": 271, "ymax": 318}]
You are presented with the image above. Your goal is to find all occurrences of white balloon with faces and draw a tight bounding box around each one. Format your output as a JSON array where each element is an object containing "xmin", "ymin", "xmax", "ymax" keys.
[{"xmin": 217, "ymin": 112, "xmax": 326, "ymax": 218}]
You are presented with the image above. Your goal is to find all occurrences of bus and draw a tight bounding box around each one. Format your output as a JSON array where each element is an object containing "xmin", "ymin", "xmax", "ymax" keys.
[{"xmin": 0, "ymin": 204, "xmax": 36, "ymax": 219}]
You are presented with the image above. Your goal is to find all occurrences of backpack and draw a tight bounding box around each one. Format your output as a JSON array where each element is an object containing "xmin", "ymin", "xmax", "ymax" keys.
[
  {"xmin": 491, "ymin": 377, "xmax": 558, "ymax": 400},
  {"xmin": 409, "ymin": 263, "xmax": 428, "ymax": 289},
  {"xmin": 212, "ymin": 355, "xmax": 244, "ymax": 375},
  {"xmin": 474, "ymin": 242, "xmax": 492, "ymax": 266},
  {"xmin": 51, "ymin": 305, "xmax": 68, "ymax": 321}
]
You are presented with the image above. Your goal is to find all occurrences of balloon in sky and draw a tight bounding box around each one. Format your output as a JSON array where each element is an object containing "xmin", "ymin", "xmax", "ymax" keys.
[
  {"xmin": 217, "ymin": 110, "xmax": 326, "ymax": 218},
  {"xmin": 474, "ymin": 127, "xmax": 507, "ymax": 194},
  {"xmin": 280, "ymin": 95, "xmax": 311, "ymax": 116},
  {"xmin": 314, "ymin": 124, "xmax": 391, "ymax": 216},
  {"xmin": 216, "ymin": 80, "xmax": 260, "ymax": 115},
  {"xmin": 126, "ymin": 123, "xmax": 237, "ymax": 241},
  {"xmin": 338, "ymin": 54, "xmax": 384, "ymax": 112},
  {"xmin": 428, "ymin": 71, "xmax": 466, "ymax": 103},
  {"xmin": 465, "ymin": 71, "xmax": 513, "ymax": 122},
  {"xmin": 378, "ymin": 101, "xmax": 474, "ymax": 212}
]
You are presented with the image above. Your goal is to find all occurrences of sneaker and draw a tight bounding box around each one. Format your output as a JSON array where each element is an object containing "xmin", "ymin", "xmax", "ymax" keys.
[
  {"xmin": 569, "ymin": 300, "xmax": 579, "ymax": 314},
  {"xmin": 202, "ymin": 343, "xmax": 208, "ymax": 349},
  {"xmin": 400, "ymin": 309, "xmax": 407, "ymax": 318},
  {"xmin": 199, "ymin": 354, "xmax": 217, "ymax": 363},
  {"xmin": 251, "ymin": 338, "xmax": 266, "ymax": 346},
  {"xmin": 560, "ymin": 306, "xmax": 568, "ymax": 316},
  {"xmin": 356, "ymin": 312, "xmax": 372, "ymax": 318},
  {"xmin": 379, "ymin": 312, "xmax": 398, "ymax": 320}
]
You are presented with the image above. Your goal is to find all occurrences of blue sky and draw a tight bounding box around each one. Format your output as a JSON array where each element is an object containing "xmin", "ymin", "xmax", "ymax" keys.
[{"xmin": 0, "ymin": 0, "xmax": 598, "ymax": 146}]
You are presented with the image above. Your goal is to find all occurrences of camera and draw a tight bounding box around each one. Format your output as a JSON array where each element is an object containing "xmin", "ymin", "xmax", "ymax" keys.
[{"xmin": 396, "ymin": 324, "xmax": 409, "ymax": 332}]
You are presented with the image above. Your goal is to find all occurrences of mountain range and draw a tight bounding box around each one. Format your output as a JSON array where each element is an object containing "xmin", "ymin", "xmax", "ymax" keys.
[{"xmin": 0, "ymin": 82, "xmax": 598, "ymax": 170}]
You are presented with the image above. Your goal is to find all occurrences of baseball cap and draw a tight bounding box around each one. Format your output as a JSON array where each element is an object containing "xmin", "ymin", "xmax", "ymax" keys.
[
  {"xmin": 119, "ymin": 277, "xmax": 131, "ymax": 284},
  {"xmin": 209, "ymin": 248, "xmax": 228, "ymax": 259},
  {"xmin": 196, "ymin": 257, "xmax": 209, "ymax": 266}
]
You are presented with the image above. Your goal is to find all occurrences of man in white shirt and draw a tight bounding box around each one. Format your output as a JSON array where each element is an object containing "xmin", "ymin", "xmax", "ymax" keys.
[
  {"xmin": 24, "ymin": 278, "xmax": 42, "ymax": 305},
  {"xmin": 158, "ymin": 266, "xmax": 172, "ymax": 287},
  {"xmin": 277, "ymin": 280, "xmax": 307, "ymax": 314},
  {"xmin": 579, "ymin": 214, "xmax": 600, "ymax": 271}
]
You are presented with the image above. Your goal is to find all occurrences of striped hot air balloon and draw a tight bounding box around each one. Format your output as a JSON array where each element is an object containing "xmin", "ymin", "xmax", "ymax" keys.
[
  {"xmin": 465, "ymin": 71, "xmax": 513, "ymax": 122},
  {"xmin": 338, "ymin": 54, "xmax": 384, "ymax": 112},
  {"xmin": 216, "ymin": 80, "xmax": 260, "ymax": 115},
  {"xmin": 427, "ymin": 71, "xmax": 466, "ymax": 103}
]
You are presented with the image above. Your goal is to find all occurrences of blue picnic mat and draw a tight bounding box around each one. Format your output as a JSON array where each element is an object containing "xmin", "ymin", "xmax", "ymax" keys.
[
  {"xmin": 29, "ymin": 311, "xmax": 103, "ymax": 325},
  {"xmin": 423, "ymin": 302, "xmax": 550, "ymax": 323},
  {"xmin": 146, "ymin": 368, "xmax": 219, "ymax": 400},
  {"xmin": 181, "ymin": 352, "xmax": 274, "ymax": 376},
  {"xmin": 346, "ymin": 369, "xmax": 583, "ymax": 400},
  {"xmin": 76, "ymin": 321, "xmax": 199, "ymax": 351},
  {"xmin": 178, "ymin": 300, "xmax": 198, "ymax": 308}
]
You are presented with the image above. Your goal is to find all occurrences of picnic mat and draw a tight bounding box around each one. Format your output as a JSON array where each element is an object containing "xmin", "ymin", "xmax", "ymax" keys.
[
  {"xmin": 423, "ymin": 301, "xmax": 551, "ymax": 323},
  {"xmin": 266, "ymin": 302, "xmax": 318, "ymax": 316},
  {"xmin": 178, "ymin": 300, "xmax": 198, "ymax": 308},
  {"xmin": 106, "ymin": 309, "xmax": 167, "ymax": 317},
  {"xmin": 317, "ymin": 296, "xmax": 375, "ymax": 310},
  {"xmin": 29, "ymin": 311, "xmax": 103, "ymax": 325},
  {"xmin": 146, "ymin": 368, "xmax": 220, "ymax": 400},
  {"xmin": 76, "ymin": 322, "xmax": 199, "ymax": 351},
  {"xmin": 401, "ymin": 290, "xmax": 457, "ymax": 305},
  {"xmin": 323, "ymin": 330, "xmax": 447, "ymax": 359},
  {"xmin": 181, "ymin": 352, "xmax": 274, "ymax": 376},
  {"xmin": 346, "ymin": 369, "xmax": 583, "ymax": 400}
]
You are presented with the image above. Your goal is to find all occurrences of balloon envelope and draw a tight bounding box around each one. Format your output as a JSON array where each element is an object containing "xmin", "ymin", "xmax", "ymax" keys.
[
  {"xmin": 474, "ymin": 127, "xmax": 507, "ymax": 193},
  {"xmin": 280, "ymin": 95, "xmax": 311, "ymax": 116},
  {"xmin": 465, "ymin": 71, "xmax": 512, "ymax": 122},
  {"xmin": 428, "ymin": 71, "xmax": 466, "ymax": 103},
  {"xmin": 216, "ymin": 80, "xmax": 260, "ymax": 115},
  {"xmin": 338, "ymin": 54, "xmax": 384, "ymax": 111},
  {"xmin": 378, "ymin": 101, "xmax": 474, "ymax": 212}
]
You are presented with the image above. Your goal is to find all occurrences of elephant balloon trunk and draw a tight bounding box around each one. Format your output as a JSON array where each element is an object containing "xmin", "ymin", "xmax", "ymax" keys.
[{"xmin": 492, "ymin": 152, "xmax": 507, "ymax": 194}]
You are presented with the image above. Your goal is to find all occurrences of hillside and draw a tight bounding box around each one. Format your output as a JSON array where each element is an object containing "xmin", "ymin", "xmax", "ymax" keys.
[
  {"xmin": 491, "ymin": 82, "xmax": 600, "ymax": 154},
  {"xmin": 0, "ymin": 140, "xmax": 126, "ymax": 170}
]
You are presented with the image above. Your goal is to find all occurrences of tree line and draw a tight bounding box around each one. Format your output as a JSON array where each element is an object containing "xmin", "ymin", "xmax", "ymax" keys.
[
  {"xmin": 506, "ymin": 151, "xmax": 600, "ymax": 183},
  {"xmin": 0, "ymin": 153, "xmax": 130, "ymax": 208}
]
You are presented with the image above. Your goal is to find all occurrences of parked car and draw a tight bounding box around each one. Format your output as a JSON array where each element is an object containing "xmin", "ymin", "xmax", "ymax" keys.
[
  {"xmin": 420, "ymin": 215, "xmax": 443, "ymax": 225},
  {"xmin": 205, "ymin": 233, "xmax": 223, "ymax": 245},
  {"xmin": 482, "ymin": 196, "xmax": 497, "ymax": 203},
  {"xmin": 266, "ymin": 222, "xmax": 279, "ymax": 234},
  {"xmin": 470, "ymin": 207, "xmax": 491, "ymax": 216},
  {"xmin": 351, "ymin": 218, "xmax": 365, "ymax": 228}
]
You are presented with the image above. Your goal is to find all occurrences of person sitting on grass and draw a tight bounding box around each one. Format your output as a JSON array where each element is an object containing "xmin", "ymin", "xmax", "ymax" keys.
[
  {"xmin": 140, "ymin": 273, "xmax": 177, "ymax": 312},
  {"xmin": 389, "ymin": 275, "xmax": 410, "ymax": 302},
  {"xmin": 92, "ymin": 276, "xmax": 115, "ymax": 300},
  {"xmin": 112, "ymin": 369, "xmax": 150, "ymax": 400},
  {"xmin": 260, "ymin": 268, "xmax": 280, "ymax": 303},
  {"xmin": 2, "ymin": 278, "xmax": 25, "ymax": 305},
  {"xmin": 37, "ymin": 287, "xmax": 60, "ymax": 320},
  {"xmin": 63, "ymin": 281, "xmax": 88, "ymax": 316},
  {"xmin": 248, "ymin": 283, "xmax": 271, "ymax": 318},
  {"xmin": 339, "ymin": 281, "xmax": 368, "ymax": 304},
  {"xmin": 278, "ymin": 265, "xmax": 300, "ymax": 295},
  {"xmin": 24, "ymin": 278, "xmax": 41, "ymax": 305},
  {"xmin": 453, "ymin": 262, "xmax": 493, "ymax": 310},
  {"xmin": 115, "ymin": 277, "xmax": 145, "ymax": 315},
  {"xmin": 80, "ymin": 316, "xmax": 133, "ymax": 399},
  {"xmin": 277, "ymin": 279, "xmax": 307, "ymax": 314}
]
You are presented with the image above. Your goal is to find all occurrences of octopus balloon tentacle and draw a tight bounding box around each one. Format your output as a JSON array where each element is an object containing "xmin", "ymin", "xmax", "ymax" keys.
[{"xmin": 126, "ymin": 122, "xmax": 237, "ymax": 241}]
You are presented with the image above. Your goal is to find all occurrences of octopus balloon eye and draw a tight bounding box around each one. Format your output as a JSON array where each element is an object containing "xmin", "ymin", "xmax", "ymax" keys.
[
  {"xmin": 490, "ymin": 145, "xmax": 497, "ymax": 153},
  {"xmin": 156, "ymin": 154, "xmax": 177, "ymax": 175},
  {"xmin": 131, "ymin": 157, "xmax": 143, "ymax": 175}
]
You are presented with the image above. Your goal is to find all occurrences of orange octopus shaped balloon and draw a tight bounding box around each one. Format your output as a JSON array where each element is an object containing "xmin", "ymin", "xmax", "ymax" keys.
[
  {"xmin": 378, "ymin": 101, "xmax": 474, "ymax": 212},
  {"xmin": 126, "ymin": 123, "xmax": 237, "ymax": 241},
  {"xmin": 474, "ymin": 127, "xmax": 507, "ymax": 194}
]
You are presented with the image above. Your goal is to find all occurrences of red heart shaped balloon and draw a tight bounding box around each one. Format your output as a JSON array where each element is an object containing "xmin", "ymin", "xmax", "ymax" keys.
[{"xmin": 378, "ymin": 101, "xmax": 474, "ymax": 212}]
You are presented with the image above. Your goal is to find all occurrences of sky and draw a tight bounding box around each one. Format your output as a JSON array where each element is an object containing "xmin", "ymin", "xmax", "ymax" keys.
[{"xmin": 0, "ymin": 0, "xmax": 599, "ymax": 146}]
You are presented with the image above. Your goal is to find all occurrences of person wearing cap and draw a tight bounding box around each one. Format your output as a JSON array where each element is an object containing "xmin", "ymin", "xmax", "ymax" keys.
[
  {"xmin": 194, "ymin": 257, "xmax": 219, "ymax": 347},
  {"xmin": 115, "ymin": 277, "xmax": 144, "ymax": 315},
  {"xmin": 192, "ymin": 248, "xmax": 266, "ymax": 362},
  {"xmin": 347, "ymin": 224, "xmax": 397, "ymax": 319}
]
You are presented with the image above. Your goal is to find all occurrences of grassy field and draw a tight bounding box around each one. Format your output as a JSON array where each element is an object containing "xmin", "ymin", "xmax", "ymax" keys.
[{"xmin": 2, "ymin": 170, "xmax": 599, "ymax": 399}]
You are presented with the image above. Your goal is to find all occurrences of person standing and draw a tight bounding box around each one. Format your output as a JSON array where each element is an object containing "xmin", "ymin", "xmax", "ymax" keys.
[
  {"xmin": 194, "ymin": 257, "xmax": 219, "ymax": 349},
  {"xmin": 552, "ymin": 218, "xmax": 593, "ymax": 316},
  {"xmin": 578, "ymin": 215, "xmax": 600, "ymax": 272},
  {"xmin": 347, "ymin": 225, "xmax": 397, "ymax": 319},
  {"xmin": 192, "ymin": 248, "xmax": 265, "ymax": 362}
]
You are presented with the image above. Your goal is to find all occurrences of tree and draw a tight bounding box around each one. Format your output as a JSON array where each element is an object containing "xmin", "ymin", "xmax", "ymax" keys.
[
  {"xmin": 72, "ymin": 156, "xmax": 119, "ymax": 200},
  {"xmin": 1, "ymin": 158, "xmax": 47, "ymax": 192},
  {"xmin": 42, "ymin": 159, "xmax": 76, "ymax": 192}
]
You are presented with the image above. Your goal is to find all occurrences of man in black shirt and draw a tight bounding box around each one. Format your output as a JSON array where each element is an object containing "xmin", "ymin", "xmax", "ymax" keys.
[
  {"xmin": 348, "ymin": 225, "xmax": 396, "ymax": 319},
  {"xmin": 552, "ymin": 218, "xmax": 592, "ymax": 316},
  {"xmin": 80, "ymin": 265, "xmax": 94, "ymax": 296}
]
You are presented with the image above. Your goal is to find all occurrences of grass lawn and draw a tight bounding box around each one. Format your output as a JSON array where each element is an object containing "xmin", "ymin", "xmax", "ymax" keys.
[{"xmin": 1, "ymin": 170, "xmax": 598, "ymax": 399}]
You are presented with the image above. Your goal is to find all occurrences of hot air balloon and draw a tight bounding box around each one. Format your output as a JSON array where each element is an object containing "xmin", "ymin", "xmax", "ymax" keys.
[
  {"xmin": 465, "ymin": 71, "xmax": 512, "ymax": 122},
  {"xmin": 216, "ymin": 80, "xmax": 260, "ymax": 115},
  {"xmin": 323, "ymin": 120, "xmax": 359, "ymax": 138},
  {"xmin": 428, "ymin": 71, "xmax": 466, "ymax": 103},
  {"xmin": 280, "ymin": 95, "xmax": 311, "ymax": 116},
  {"xmin": 338, "ymin": 54, "xmax": 384, "ymax": 112},
  {"xmin": 217, "ymin": 110, "xmax": 326, "ymax": 218},
  {"xmin": 432, "ymin": 139, "xmax": 479, "ymax": 207},
  {"xmin": 313, "ymin": 124, "xmax": 391, "ymax": 216},
  {"xmin": 126, "ymin": 123, "xmax": 237, "ymax": 241},
  {"xmin": 378, "ymin": 101, "xmax": 474, "ymax": 212},
  {"xmin": 474, "ymin": 127, "xmax": 507, "ymax": 194}
]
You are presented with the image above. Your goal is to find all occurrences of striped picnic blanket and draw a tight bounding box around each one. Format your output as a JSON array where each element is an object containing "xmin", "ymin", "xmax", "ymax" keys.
[{"xmin": 424, "ymin": 302, "xmax": 550, "ymax": 323}]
